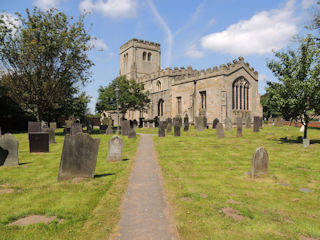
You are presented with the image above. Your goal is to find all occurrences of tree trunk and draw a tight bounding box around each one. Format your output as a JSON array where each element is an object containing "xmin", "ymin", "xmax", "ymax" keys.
[{"xmin": 304, "ymin": 121, "xmax": 308, "ymax": 139}]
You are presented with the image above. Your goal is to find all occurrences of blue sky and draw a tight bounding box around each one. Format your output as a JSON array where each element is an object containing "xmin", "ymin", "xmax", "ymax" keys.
[{"xmin": 1, "ymin": 0, "xmax": 318, "ymax": 113}]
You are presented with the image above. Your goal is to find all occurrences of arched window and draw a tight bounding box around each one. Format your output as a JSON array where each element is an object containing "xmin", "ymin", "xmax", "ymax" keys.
[
  {"xmin": 232, "ymin": 77, "xmax": 249, "ymax": 110},
  {"xmin": 142, "ymin": 52, "xmax": 146, "ymax": 61},
  {"xmin": 158, "ymin": 99, "xmax": 164, "ymax": 116},
  {"xmin": 156, "ymin": 81, "xmax": 161, "ymax": 91},
  {"xmin": 148, "ymin": 52, "xmax": 152, "ymax": 61}
]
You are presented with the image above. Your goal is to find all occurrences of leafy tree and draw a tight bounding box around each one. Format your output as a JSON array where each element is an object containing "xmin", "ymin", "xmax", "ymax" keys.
[
  {"xmin": 260, "ymin": 93, "xmax": 281, "ymax": 119},
  {"xmin": 0, "ymin": 8, "xmax": 93, "ymax": 121},
  {"xmin": 266, "ymin": 35, "xmax": 320, "ymax": 139},
  {"xmin": 96, "ymin": 76, "xmax": 150, "ymax": 118}
]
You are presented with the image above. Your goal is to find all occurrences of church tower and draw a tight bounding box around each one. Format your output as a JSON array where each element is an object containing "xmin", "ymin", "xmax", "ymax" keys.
[{"xmin": 119, "ymin": 38, "xmax": 161, "ymax": 81}]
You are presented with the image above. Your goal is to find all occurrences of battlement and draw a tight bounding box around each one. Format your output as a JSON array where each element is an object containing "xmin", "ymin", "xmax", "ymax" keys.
[{"xmin": 120, "ymin": 38, "xmax": 161, "ymax": 53}]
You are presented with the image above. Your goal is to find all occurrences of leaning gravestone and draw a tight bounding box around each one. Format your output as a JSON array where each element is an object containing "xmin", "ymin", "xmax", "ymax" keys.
[
  {"xmin": 237, "ymin": 117, "xmax": 242, "ymax": 137},
  {"xmin": 42, "ymin": 128, "xmax": 55, "ymax": 143},
  {"xmin": 166, "ymin": 118, "xmax": 172, "ymax": 133},
  {"xmin": 0, "ymin": 134, "xmax": 19, "ymax": 166},
  {"xmin": 216, "ymin": 123, "xmax": 225, "ymax": 139},
  {"xmin": 183, "ymin": 115, "xmax": 189, "ymax": 132},
  {"xmin": 174, "ymin": 125, "xmax": 181, "ymax": 137},
  {"xmin": 70, "ymin": 123, "xmax": 83, "ymax": 136},
  {"xmin": 28, "ymin": 132, "xmax": 49, "ymax": 152},
  {"xmin": 225, "ymin": 117, "xmax": 232, "ymax": 131},
  {"xmin": 106, "ymin": 126, "xmax": 113, "ymax": 135},
  {"xmin": 251, "ymin": 147, "xmax": 268, "ymax": 177},
  {"xmin": 128, "ymin": 128, "xmax": 136, "ymax": 139},
  {"xmin": 58, "ymin": 133, "xmax": 100, "ymax": 180},
  {"xmin": 245, "ymin": 116, "xmax": 251, "ymax": 128},
  {"xmin": 158, "ymin": 121, "xmax": 166, "ymax": 137},
  {"xmin": 28, "ymin": 122, "xmax": 41, "ymax": 133},
  {"xmin": 121, "ymin": 120, "xmax": 130, "ymax": 136},
  {"xmin": 212, "ymin": 118, "xmax": 219, "ymax": 129},
  {"xmin": 107, "ymin": 136, "xmax": 124, "ymax": 162},
  {"xmin": 253, "ymin": 116, "xmax": 260, "ymax": 132},
  {"xmin": 49, "ymin": 122, "xmax": 57, "ymax": 130}
]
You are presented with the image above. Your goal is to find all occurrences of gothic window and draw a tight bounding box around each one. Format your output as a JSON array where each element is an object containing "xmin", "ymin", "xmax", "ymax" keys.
[
  {"xmin": 232, "ymin": 77, "xmax": 250, "ymax": 110},
  {"xmin": 143, "ymin": 51, "xmax": 146, "ymax": 61},
  {"xmin": 200, "ymin": 91, "xmax": 206, "ymax": 109},
  {"xmin": 148, "ymin": 52, "xmax": 152, "ymax": 61},
  {"xmin": 158, "ymin": 99, "xmax": 164, "ymax": 116},
  {"xmin": 124, "ymin": 53, "xmax": 128, "ymax": 63},
  {"xmin": 177, "ymin": 97, "xmax": 182, "ymax": 114},
  {"xmin": 156, "ymin": 81, "xmax": 161, "ymax": 91}
]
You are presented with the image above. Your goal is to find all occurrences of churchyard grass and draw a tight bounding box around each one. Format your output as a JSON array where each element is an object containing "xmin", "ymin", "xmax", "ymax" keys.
[
  {"xmin": 151, "ymin": 126, "xmax": 320, "ymax": 239},
  {"xmin": 0, "ymin": 129, "xmax": 139, "ymax": 240}
]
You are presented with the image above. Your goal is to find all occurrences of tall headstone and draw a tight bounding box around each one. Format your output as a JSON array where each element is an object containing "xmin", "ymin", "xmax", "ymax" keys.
[
  {"xmin": 216, "ymin": 123, "xmax": 225, "ymax": 139},
  {"xmin": 225, "ymin": 117, "xmax": 232, "ymax": 131},
  {"xmin": 259, "ymin": 117, "xmax": 263, "ymax": 128},
  {"xmin": 197, "ymin": 116, "xmax": 204, "ymax": 132},
  {"xmin": 183, "ymin": 115, "xmax": 189, "ymax": 132},
  {"xmin": 174, "ymin": 125, "xmax": 181, "ymax": 136},
  {"xmin": 87, "ymin": 120, "xmax": 93, "ymax": 134},
  {"xmin": 106, "ymin": 126, "xmax": 113, "ymax": 135},
  {"xmin": 158, "ymin": 121, "xmax": 166, "ymax": 137},
  {"xmin": 121, "ymin": 120, "xmax": 130, "ymax": 136},
  {"xmin": 28, "ymin": 132, "xmax": 49, "ymax": 152},
  {"xmin": 58, "ymin": 133, "xmax": 100, "ymax": 180},
  {"xmin": 128, "ymin": 128, "xmax": 136, "ymax": 139},
  {"xmin": 42, "ymin": 128, "xmax": 55, "ymax": 143},
  {"xmin": 28, "ymin": 122, "xmax": 41, "ymax": 133},
  {"xmin": 251, "ymin": 147, "xmax": 268, "ymax": 177},
  {"xmin": 236, "ymin": 117, "xmax": 242, "ymax": 137},
  {"xmin": 70, "ymin": 123, "xmax": 83, "ymax": 136},
  {"xmin": 253, "ymin": 116, "xmax": 260, "ymax": 132},
  {"xmin": 107, "ymin": 136, "xmax": 124, "ymax": 162},
  {"xmin": 212, "ymin": 118, "xmax": 219, "ymax": 129},
  {"xmin": 0, "ymin": 134, "xmax": 19, "ymax": 166},
  {"xmin": 245, "ymin": 116, "xmax": 251, "ymax": 128},
  {"xmin": 166, "ymin": 118, "xmax": 172, "ymax": 133},
  {"xmin": 49, "ymin": 122, "xmax": 57, "ymax": 130}
]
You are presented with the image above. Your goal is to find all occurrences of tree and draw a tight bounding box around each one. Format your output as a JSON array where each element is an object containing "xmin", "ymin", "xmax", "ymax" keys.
[
  {"xmin": 266, "ymin": 35, "xmax": 320, "ymax": 139},
  {"xmin": 0, "ymin": 8, "xmax": 93, "ymax": 121},
  {"xmin": 96, "ymin": 76, "xmax": 150, "ymax": 118},
  {"xmin": 260, "ymin": 93, "xmax": 281, "ymax": 120}
]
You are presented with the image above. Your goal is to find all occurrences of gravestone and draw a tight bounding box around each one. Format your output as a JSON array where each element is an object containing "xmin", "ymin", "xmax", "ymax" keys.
[
  {"xmin": 166, "ymin": 118, "xmax": 172, "ymax": 133},
  {"xmin": 225, "ymin": 117, "xmax": 232, "ymax": 131},
  {"xmin": 28, "ymin": 132, "xmax": 49, "ymax": 152},
  {"xmin": 197, "ymin": 116, "xmax": 204, "ymax": 131},
  {"xmin": 121, "ymin": 120, "xmax": 130, "ymax": 136},
  {"xmin": 148, "ymin": 121, "xmax": 154, "ymax": 128},
  {"xmin": 251, "ymin": 147, "xmax": 268, "ymax": 177},
  {"xmin": 71, "ymin": 123, "xmax": 83, "ymax": 136},
  {"xmin": 268, "ymin": 117, "xmax": 274, "ymax": 126},
  {"xmin": 143, "ymin": 121, "xmax": 148, "ymax": 128},
  {"xmin": 106, "ymin": 126, "xmax": 113, "ymax": 135},
  {"xmin": 212, "ymin": 118, "xmax": 219, "ymax": 129},
  {"xmin": 132, "ymin": 120, "xmax": 138, "ymax": 128},
  {"xmin": 245, "ymin": 116, "xmax": 251, "ymax": 128},
  {"xmin": 216, "ymin": 123, "xmax": 225, "ymax": 139},
  {"xmin": 42, "ymin": 128, "xmax": 55, "ymax": 143},
  {"xmin": 28, "ymin": 122, "xmax": 41, "ymax": 133},
  {"xmin": 183, "ymin": 115, "xmax": 189, "ymax": 132},
  {"xmin": 175, "ymin": 115, "xmax": 182, "ymax": 127},
  {"xmin": 99, "ymin": 125, "xmax": 107, "ymax": 133},
  {"xmin": 41, "ymin": 121, "xmax": 48, "ymax": 129},
  {"xmin": 253, "ymin": 116, "xmax": 260, "ymax": 132},
  {"xmin": 259, "ymin": 117, "xmax": 263, "ymax": 128},
  {"xmin": 0, "ymin": 134, "xmax": 19, "ymax": 166},
  {"xmin": 303, "ymin": 138, "xmax": 310, "ymax": 148},
  {"xmin": 139, "ymin": 118, "xmax": 144, "ymax": 128},
  {"xmin": 158, "ymin": 121, "xmax": 166, "ymax": 137},
  {"xmin": 49, "ymin": 122, "xmax": 57, "ymax": 130},
  {"xmin": 128, "ymin": 128, "xmax": 136, "ymax": 139},
  {"xmin": 194, "ymin": 117, "xmax": 198, "ymax": 130},
  {"xmin": 58, "ymin": 133, "xmax": 100, "ymax": 180},
  {"xmin": 203, "ymin": 117, "xmax": 207, "ymax": 129},
  {"xmin": 174, "ymin": 125, "xmax": 181, "ymax": 136},
  {"xmin": 87, "ymin": 120, "xmax": 93, "ymax": 134},
  {"xmin": 236, "ymin": 117, "xmax": 242, "ymax": 137},
  {"xmin": 107, "ymin": 136, "xmax": 124, "ymax": 162}
]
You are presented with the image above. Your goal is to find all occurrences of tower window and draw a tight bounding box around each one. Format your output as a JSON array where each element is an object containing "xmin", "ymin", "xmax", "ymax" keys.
[
  {"xmin": 158, "ymin": 99, "xmax": 164, "ymax": 116},
  {"xmin": 143, "ymin": 51, "xmax": 146, "ymax": 61},
  {"xmin": 200, "ymin": 91, "xmax": 206, "ymax": 109},
  {"xmin": 177, "ymin": 97, "xmax": 182, "ymax": 114},
  {"xmin": 156, "ymin": 81, "xmax": 161, "ymax": 91},
  {"xmin": 148, "ymin": 52, "xmax": 152, "ymax": 61}
]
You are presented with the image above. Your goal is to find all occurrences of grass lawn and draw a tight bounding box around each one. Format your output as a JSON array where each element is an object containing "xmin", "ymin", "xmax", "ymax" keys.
[
  {"xmin": 147, "ymin": 125, "xmax": 320, "ymax": 240},
  {"xmin": 0, "ymin": 129, "xmax": 139, "ymax": 240}
]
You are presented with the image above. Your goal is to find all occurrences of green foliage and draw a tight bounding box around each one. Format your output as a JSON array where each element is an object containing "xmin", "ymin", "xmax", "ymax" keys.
[
  {"xmin": 260, "ymin": 93, "xmax": 282, "ymax": 119},
  {"xmin": 96, "ymin": 76, "xmax": 150, "ymax": 117},
  {"xmin": 266, "ymin": 35, "xmax": 320, "ymax": 138},
  {"xmin": 0, "ymin": 8, "xmax": 93, "ymax": 121}
]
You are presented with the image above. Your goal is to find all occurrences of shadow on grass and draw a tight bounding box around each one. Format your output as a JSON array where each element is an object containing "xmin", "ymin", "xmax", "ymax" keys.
[
  {"xmin": 276, "ymin": 137, "xmax": 320, "ymax": 144},
  {"xmin": 19, "ymin": 162, "xmax": 31, "ymax": 165},
  {"xmin": 94, "ymin": 173, "xmax": 115, "ymax": 178},
  {"xmin": 122, "ymin": 158, "xmax": 130, "ymax": 162}
]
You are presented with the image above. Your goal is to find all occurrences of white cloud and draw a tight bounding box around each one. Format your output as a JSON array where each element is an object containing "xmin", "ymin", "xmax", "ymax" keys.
[
  {"xmin": 0, "ymin": 13, "xmax": 21, "ymax": 33},
  {"xmin": 259, "ymin": 74, "xmax": 268, "ymax": 82},
  {"xmin": 89, "ymin": 37, "xmax": 108, "ymax": 51},
  {"xmin": 79, "ymin": 0, "xmax": 138, "ymax": 19},
  {"xmin": 185, "ymin": 44, "xmax": 204, "ymax": 58},
  {"xmin": 34, "ymin": 0, "xmax": 60, "ymax": 10},
  {"xmin": 301, "ymin": 0, "xmax": 316, "ymax": 9},
  {"xmin": 200, "ymin": 0, "xmax": 298, "ymax": 56}
]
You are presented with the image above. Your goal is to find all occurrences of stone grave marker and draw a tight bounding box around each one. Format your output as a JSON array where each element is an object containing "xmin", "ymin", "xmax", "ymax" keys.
[
  {"xmin": 216, "ymin": 123, "xmax": 225, "ymax": 139},
  {"xmin": 87, "ymin": 120, "xmax": 93, "ymax": 134},
  {"xmin": 174, "ymin": 125, "xmax": 181, "ymax": 136},
  {"xmin": 106, "ymin": 126, "xmax": 113, "ymax": 135},
  {"xmin": 99, "ymin": 125, "xmax": 107, "ymax": 133},
  {"xmin": 107, "ymin": 136, "xmax": 124, "ymax": 162},
  {"xmin": 0, "ymin": 134, "xmax": 19, "ymax": 166},
  {"xmin": 175, "ymin": 115, "xmax": 182, "ymax": 128},
  {"xmin": 128, "ymin": 128, "xmax": 136, "ymax": 139},
  {"xmin": 212, "ymin": 118, "xmax": 219, "ymax": 129},
  {"xmin": 148, "ymin": 121, "xmax": 154, "ymax": 128},
  {"xmin": 28, "ymin": 132, "xmax": 49, "ymax": 152},
  {"xmin": 259, "ymin": 117, "xmax": 263, "ymax": 128},
  {"xmin": 183, "ymin": 115, "xmax": 189, "ymax": 132},
  {"xmin": 253, "ymin": 116, "xmax": 260, "ymax": 132},
  {"xmin": 236, "ymin": 117, "xmax": 242, "ymax": 137},
  {"xmin": 121, "ymin": 120, "xmax": 130, "ymax": 136},
  {"xmin": 203, "ymin": 117, "xmax": 207, "ymax": 129},
  {"xmin": 49, "ymin": 122, "xmax": 57, "ymax": 130},
  {"xmin": 197, "ymin": 116, "xmax": 204, "ymax": 132},
  {"xmin": 42, "ymin": 128, "xmax": 55, "ymax": 143},
  {"xmin": 225, "ymin": 117, "xmax": 232, "ymax": 131},
  {"xmin": 245, "ymin": 116, "xmax": 251, "ymax": 128},
  {"xmin": 251, "ymin": 147, "xmax": 268, "ymax": 177},
  {"xmin": 303, "ymin": 138, "xmax": 310, "ymax": 148},
  {"xmin": 70, "ymin": 123, "xmax": 83, "ymax": 136},
  {"xmin": 166, "ymin": 118, "xmax": 172, "ymax": 133},
  {"xmin": 58, "ymin": 133, "xmax": 100, "ymax": 180},
  {"xmin": 158, "ymin": 121, "xmax": 166, "ymax": 137},
  {"xmin": 28, "ymin": 122, "xmax": 41, "ymax": 133},
  {"xmin": 143, "ymin": 121, "xmax": 148, "ymax": 128}
]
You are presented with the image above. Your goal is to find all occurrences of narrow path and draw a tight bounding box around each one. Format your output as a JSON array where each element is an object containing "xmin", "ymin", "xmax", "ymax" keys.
[{"xmin": 112, "ymin": 134, "xmax": 179, "ymax": 240}]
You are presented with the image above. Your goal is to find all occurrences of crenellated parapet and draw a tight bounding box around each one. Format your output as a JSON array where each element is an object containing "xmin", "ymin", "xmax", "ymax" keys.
[{"xmin": 120, "ymin": 38, "xmax": 160, "ymax": 53}]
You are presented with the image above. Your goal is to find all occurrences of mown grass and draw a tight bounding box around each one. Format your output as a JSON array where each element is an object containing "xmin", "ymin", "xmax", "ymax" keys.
[
  {"xmin": 147, "ymin": 125, "xmax": 320, "ymax": 240},
  {"xmin": 0, "ymin": 129, "xmax": 139, "ymax": 240}
]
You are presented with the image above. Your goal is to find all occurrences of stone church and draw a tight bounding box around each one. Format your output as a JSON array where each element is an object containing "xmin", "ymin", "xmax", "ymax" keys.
[{"xmin": 119, "ymin": 38, "xmax": 262, "ymax": 125}]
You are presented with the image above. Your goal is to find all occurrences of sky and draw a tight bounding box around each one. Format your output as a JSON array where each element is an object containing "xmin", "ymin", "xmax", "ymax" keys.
[{"xmin": 1, "ymin": 0, "xmax": 318, "ymax": 113}]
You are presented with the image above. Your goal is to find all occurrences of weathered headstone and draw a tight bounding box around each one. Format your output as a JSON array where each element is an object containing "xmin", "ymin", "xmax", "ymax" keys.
[
  {"xmin": 197, "ymin": 116, "xmax": 204, "ymax": 132},
  {"xmin": 166, "ymin": 118, "xmax": 172, "ymax": 133},
  {"xmin": 253, "ymin": 116, "xmax": 260, "ymax": 132},
  {"xmin": 71, "ymin": 123, "xmax": 83, "ymax": 136},
  {"xmin": 225, "ymin": 117, "xmax": 232, "ymax": 131},
  {"xmin": 212, "ymin": 118, "xmax": 219, "ymax": 129},
  {"xmin": 216, "ymin": 123, "xmax": 225, "ymax": 139},
  {"xmin": 303, "ymin": 138, "xmax": 310, "ymax": 148},
  {"xmin": 174, "ymin": 125, "xmax": 181, "ymax": 136},
  {"xmin": 236, "ymin": 117, "xmax": 242, "ymax": 137},
  {"xmin": 28, "ymin": 132, "xmax": 49, "ymax": 152},
  {"xmin": 106, "ymin": 126, "xmax": 113, "ymax": 135},
  {"xmin": 121, "ymin": 120, "xmax": 130, "ymax": 136},
  {"xmin": 28, "ymin": 122, "xmax": 42, "ymax": 133},
  {"xmin": 158, "ymin": 121, "xmax": 166, "ymax": 137},
  {"xmin": 148, "ymin": 121, "xmax": 154, "ymax": 128},
  {"xmin": 128, "ymin": 128, "xmax": 136, "ymax": 138},
  {"xmin": 259, "ymin": 117, "xmax": 263, "ymax": 128},
  {"xmin": 42, "ymin": 128, "xmax": 55, "ymax": 143},
  {"xmin": 58, "ymin": 133, "xmax": 100, "ymax": 180},
  {"xmin": 183, "ymin": 115, "xmax": 189, "ymax": 132},
  {"xmin": 143, "ymin": 121, "xmax": 148, "ymax": 128},
  {"xmin": 245, "ymin": 116, "xmax": 251, "ymax": 128},
  {"xmin": 0, "ymin": 134, "xmax": 19, "ymax": 166},
  {"xmin": 107, "ymin": 136, "xmax": 124, "ymax": 162},
  {"xmin": 87, "ymin": 121, "xmax": 93, "ymax": 134},
  {"xmin": 49, "ymin": 122, "xmax": 57, "ymax": 130},
  {"xmin": 175, "ymin": 115, "xmax": 182, "ymax": 128},
  {"xmin": 203, "ymin": 117, "xmax": 207, "ymax": 129},
  {"xmin": 251, "ymin": 147, "xmax": 268, "ymax": 177}
]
